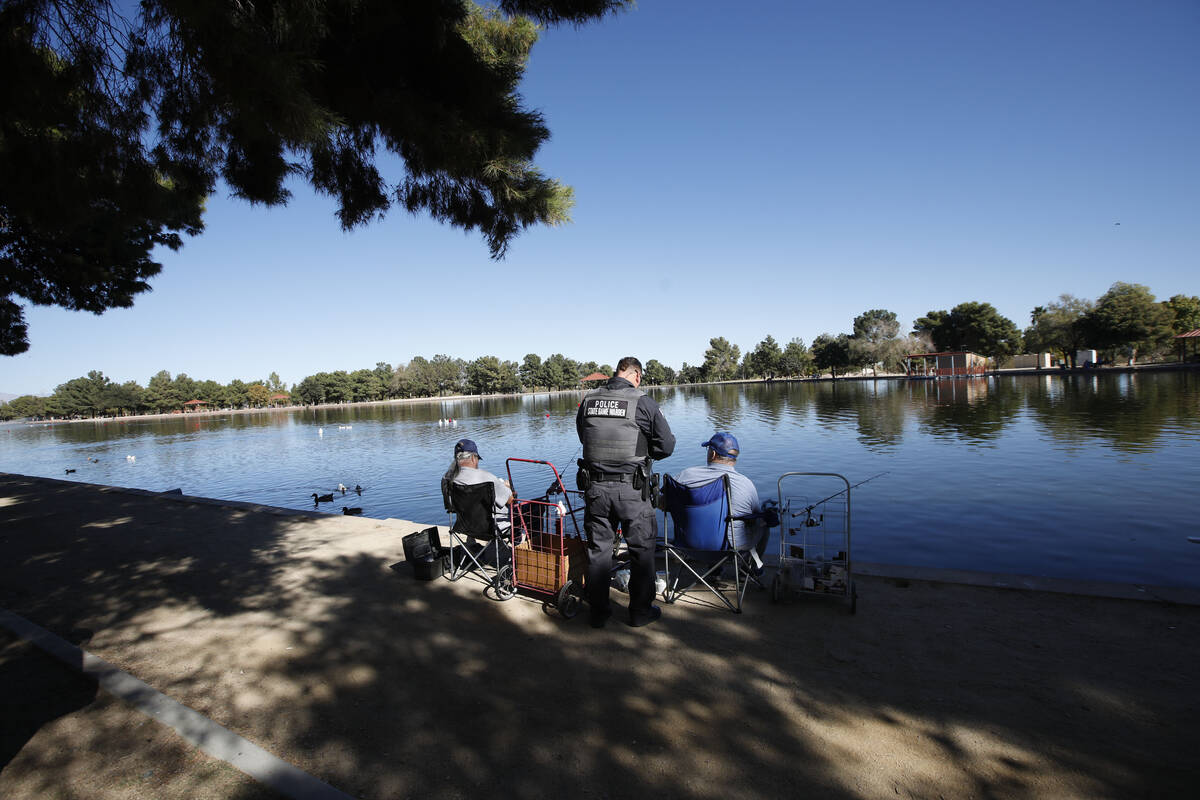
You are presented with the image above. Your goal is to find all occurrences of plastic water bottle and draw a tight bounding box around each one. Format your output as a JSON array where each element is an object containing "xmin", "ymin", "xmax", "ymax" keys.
[{"xmin": 613, "ymin": 568, "xmax": 631, "ymax": 592}]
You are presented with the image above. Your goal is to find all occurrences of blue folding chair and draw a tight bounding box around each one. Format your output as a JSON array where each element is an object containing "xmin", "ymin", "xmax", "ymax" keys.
[{"xmin": 660, "ymin": 473, "xmax": 762, "ymax": 613}]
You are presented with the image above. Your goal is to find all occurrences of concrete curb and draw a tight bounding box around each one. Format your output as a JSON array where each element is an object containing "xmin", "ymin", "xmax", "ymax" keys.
[
  {"xmin": 0, "ymin": 610, "xmax": 355, "ymax": 800},
  {"xmin": 10, "ymin": 472, "xmax": 364, "ymax": 521},
  {"xmin": 855, "ymin": 561, "xmax": 1200, "ymax": 606}
]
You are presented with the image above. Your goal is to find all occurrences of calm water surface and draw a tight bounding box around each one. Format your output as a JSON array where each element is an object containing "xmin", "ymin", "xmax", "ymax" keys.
[{"xmin": 3, "ymin": 372, "xmax": 1198, "ymax": 587}]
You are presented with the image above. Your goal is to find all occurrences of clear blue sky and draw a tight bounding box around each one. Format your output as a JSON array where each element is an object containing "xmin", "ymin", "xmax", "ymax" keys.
[{"xmin": 4, "ymin": 0, "xmax": 1198, "ymax": 396}]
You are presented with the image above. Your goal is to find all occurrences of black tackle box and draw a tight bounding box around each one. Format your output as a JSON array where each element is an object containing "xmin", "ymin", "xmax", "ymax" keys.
[{"xmin": 401, "ymin": 527, "xmax": 448, "ymax": 581}]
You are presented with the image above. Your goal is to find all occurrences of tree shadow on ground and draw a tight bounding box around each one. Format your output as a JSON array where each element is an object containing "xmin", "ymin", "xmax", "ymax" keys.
[
  {"xmin": 1, "ymin": 472, "xmax": 1197, "ymax": 798},
  {"xmin": 0, "ymin": 630, "xmax": 97, "ymax": 770},
  {"xmin": 0, "ymin": 630, "xmax": 284, "ymax": 800}
]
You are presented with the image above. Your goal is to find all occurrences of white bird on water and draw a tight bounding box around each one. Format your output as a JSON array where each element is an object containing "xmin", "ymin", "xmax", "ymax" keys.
[
  {"xmin": 318, "ymin": 428, "xmax": 324, "ymax": 436},
  {"xmin": 126, "ymin": 455, "xmax": 136, "ymax": 462}
]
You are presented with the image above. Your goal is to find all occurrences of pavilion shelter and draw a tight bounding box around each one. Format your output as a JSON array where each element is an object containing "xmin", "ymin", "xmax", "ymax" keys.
[
  {"xmin": 904, "ymin": 352, "xmax": 990, "ymax": 378},
  {"xmin": 1175, "ymin": 330, "xmax": 1200, "ymax": 362}
]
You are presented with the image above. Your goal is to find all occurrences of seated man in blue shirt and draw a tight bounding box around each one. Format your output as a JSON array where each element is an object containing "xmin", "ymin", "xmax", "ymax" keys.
[{"xmin": 675, "ymin": 432, "xmax": 769, "ymax": 568}]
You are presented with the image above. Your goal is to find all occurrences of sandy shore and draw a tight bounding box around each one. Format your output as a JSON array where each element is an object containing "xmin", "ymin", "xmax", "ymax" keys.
[{"xmin": 1, "ymin": 472, "xmax": 1197, "ymax": 799}]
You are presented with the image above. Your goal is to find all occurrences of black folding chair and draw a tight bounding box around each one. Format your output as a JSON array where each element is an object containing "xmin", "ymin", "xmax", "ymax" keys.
[{"xmin": 441, "ymin": 478, "xmax": 515, "ymax": 600}]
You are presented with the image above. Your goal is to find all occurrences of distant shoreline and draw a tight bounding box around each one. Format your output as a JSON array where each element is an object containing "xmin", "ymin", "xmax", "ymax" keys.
[
  {"xmin": 20, "ymin": 389, "xmax": 589, "ymax": 426},
  {"xmin": 15, "ymin": 361, "xmax": 1196, "ymax": 425}
]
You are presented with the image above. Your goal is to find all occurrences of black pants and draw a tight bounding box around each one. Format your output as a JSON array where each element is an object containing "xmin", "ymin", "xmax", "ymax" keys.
[{"xmin": 583, "ymin": 480, "xmax": 657, "ymax": 624}]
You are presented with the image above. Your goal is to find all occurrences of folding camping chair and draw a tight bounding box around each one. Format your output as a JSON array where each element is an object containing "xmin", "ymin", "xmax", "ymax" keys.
[
  {"xmin": 660, "ymin": 473, "xmax": 763, "ymax": 614},
  {"xmin": 441, "ymin": 478, "xmax": 515, "ymax": 600}
]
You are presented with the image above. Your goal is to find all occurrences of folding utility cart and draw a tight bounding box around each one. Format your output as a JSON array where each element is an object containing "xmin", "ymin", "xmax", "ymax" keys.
[
  {"xmin": 773, "ymin": 472, "xmax": 857, "ymax": 613},
  {"xmin": 506, "ymin": 458, "xmax": 587, "ymax": 618}
]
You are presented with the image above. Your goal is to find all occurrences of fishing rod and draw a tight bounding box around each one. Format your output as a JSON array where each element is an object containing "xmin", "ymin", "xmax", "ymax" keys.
[
  {"xmin": 543, "ymin": 438, "xmax": 582, "ymax": 497},
  {"xmin": 790, "ymin": 472, "xmax": 889, "ymax": 518}
]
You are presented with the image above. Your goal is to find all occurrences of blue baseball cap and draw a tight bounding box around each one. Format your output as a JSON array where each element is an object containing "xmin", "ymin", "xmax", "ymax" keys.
[
  {"xmin": 454, "ymin": 438, "xmax": 480, "ymax": 459},
  {"xmin": 701, "ymin": 432, "xmax": 739, "ymax": 459}
]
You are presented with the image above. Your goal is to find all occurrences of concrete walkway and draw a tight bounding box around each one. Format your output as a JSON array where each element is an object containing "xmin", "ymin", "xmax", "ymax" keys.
[{"xmin": 1, "ymin": 472, "xmax": 1197, "ymax": 799}]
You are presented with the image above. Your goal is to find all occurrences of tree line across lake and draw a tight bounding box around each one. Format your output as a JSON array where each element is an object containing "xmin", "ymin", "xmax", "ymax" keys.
[{"xmin": 4, "ymin": 282, "xmax": 1196, "ymax": 421}]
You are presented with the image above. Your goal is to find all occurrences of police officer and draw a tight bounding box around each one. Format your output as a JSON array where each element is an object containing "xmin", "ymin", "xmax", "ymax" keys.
[{"xmin": 576, "ymin": 356, "xmax": 675, "ymax": 628}]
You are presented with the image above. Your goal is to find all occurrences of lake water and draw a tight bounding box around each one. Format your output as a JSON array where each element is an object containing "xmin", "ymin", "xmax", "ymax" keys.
[{"xmin": 3, "ymin": 371, "xmax": 1199, "ymax": 587}]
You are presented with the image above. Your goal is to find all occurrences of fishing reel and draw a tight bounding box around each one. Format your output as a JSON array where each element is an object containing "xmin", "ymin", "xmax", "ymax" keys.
[
  {"xmin": 760, "ymin": 498, "xmax": 782, "ymax": 528},
  {"xmin": 791, "ymin": 508, "xmax": 823, "ymax": 527}
]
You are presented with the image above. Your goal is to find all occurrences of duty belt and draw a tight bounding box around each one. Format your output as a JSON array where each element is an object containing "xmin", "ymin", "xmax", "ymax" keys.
[{"xmin": 589, "ymin": 471, "xmax": 632, "ymax": 483}]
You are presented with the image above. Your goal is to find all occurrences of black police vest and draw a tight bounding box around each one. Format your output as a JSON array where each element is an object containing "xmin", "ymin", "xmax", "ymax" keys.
[{"xmin": 580, "ymin": 384, "xmax": 646, "ymax": 466}]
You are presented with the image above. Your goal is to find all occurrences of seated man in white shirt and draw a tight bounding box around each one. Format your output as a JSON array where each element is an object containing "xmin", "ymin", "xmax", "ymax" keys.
[
  {"xmin": 675, "ymin": 432, "xmax": 768, "ymax": 569},
  {"xmin": 446, "ymin": 438, "xmax": 512, "ymax": 534}
]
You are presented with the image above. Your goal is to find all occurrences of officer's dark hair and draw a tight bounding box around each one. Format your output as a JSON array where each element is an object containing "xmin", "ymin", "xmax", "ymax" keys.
[{"xmin": 616, "ymin": 356, "xmax": 642, "ymax": 375}]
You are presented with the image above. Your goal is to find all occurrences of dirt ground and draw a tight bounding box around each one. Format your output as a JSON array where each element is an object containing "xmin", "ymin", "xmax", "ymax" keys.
[{"xmin": 1, "ymin": 472, "xmax": 1197, "ymax": 799}]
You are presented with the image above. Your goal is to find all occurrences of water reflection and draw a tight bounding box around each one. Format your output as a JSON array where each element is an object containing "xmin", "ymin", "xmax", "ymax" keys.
[
  {"xmin": 740, "ymin": 382, "xmax": 787, "ymax": 426},
  {"xmin": 911, "ymin": 378, "xmax": 1022, "ymax": 446},
  {"xmin": 848, "ymin": 381, "xmax": 908, "ymax": 450},
  {"xmin": 809, "ymin": 381, "xmax": 861, "ymax": 432},
  {"xmin": 698, "ymin": 384, "xmax": 747, "ymax": 431},
  {"xmin": 911, "ymin": 377, "xmax": 991, "ymax": 405},
  {"xmin": 1025, "ymin": 372, "xmax": 1200, "ymax": 454}
]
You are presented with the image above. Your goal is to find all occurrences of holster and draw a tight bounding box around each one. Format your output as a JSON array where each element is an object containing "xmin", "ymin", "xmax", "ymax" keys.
[
  {"xmin": 576, "ymin": 459, "xmax": 591, "ymax": 492},
  {"xmin": 634, "ymin": 461, "xmax": 655, "ymax": 502}
]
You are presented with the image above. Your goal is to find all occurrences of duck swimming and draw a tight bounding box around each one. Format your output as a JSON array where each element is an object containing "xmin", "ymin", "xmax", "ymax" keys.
[
  {"xmin": 342, "ymin": 507, "xmax": 363, "ymax": 515},
  {"xmin": 312, "ymin": 492, "xmax": 334, "ymax": 503}
]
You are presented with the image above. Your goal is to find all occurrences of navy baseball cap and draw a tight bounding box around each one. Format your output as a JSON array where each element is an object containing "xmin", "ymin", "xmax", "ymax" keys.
[
  {"xmin": 701, "ymin": 432, "xmax": 739, "ymax": 459},
  {"xmin": 454, "ymin": 438, "xmax": 480, "ymax": 459}
]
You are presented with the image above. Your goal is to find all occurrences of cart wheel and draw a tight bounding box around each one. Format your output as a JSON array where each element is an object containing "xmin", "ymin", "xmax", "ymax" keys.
[
  {"xmin": 848, "ymin": 580, "xmax": 857, "ymax": 615},
  {"xmin": 493, "ymin": 564, "xmax": 516, "ymax": 601},
  {"xmin": 556, "ymin": 581, "xmax": 580, "ymax": 619},
  {"xmin": 770, "ymin": 572, "xmax": 783, "ymax": 604}
]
